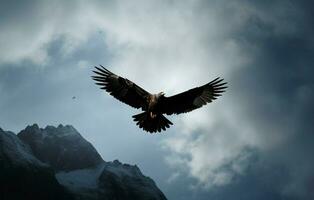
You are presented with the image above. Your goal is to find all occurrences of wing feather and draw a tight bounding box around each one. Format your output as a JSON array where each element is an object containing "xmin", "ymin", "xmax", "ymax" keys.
[
  {"xmin": 159, "ymin": 77, "xmax": 227, "ymax": 115},
  {"xmin": 92, "ymin": 65, "xmax": 150, "ymax": 109}
]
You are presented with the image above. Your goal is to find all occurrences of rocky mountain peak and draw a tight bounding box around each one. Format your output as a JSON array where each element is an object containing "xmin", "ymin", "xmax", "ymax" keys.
[
  {"xmin": 98, "ymin": 160, "xmax": 167, "ymax": 200},
  {"xmin": 0, "ymin": 128, "xmax": 42, "ymax": 167},
  {"xmin": 0, "ymin": 128, "xmax": 73, "ymax": 200},
  {"xmin": 1, "ymin": 124, "xmax": 167, "ymax": 200},
  {"xmin": 44, "ymin": 124, "xmax": 80, "ymax": 137},
  {"xmin": 18, "ymin": 124, "xmax": 104, "ymax": 171}
]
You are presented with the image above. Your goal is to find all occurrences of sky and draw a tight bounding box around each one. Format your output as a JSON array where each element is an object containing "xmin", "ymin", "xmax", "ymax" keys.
[{"xmin": 0, "ymin": 0, "xmax": 313, "ymax": 199}]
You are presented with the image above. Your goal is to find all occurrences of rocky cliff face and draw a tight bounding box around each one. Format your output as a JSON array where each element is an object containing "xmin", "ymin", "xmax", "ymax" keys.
[
  {"xmin": 0, "ymin": 128, "xmax": 73, "ymax": 200},
  {"xmin": 0, "ymin": 124, "xmax": 167, "ymax": 200},
  {"xmin": 18, "ymin": 124, "xmax": 103, "ymax": 171},
  {"xmin": 56, "ymin": 160, "xmax": 167, "ymax": 200},
  {"xmin": 99, "ymin": 160, "xmax": 167, "ymax": 200}
]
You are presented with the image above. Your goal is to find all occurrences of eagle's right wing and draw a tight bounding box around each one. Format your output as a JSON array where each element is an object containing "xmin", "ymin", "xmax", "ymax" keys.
[{"xmin": 92, "ymin": 66, "xmax": 150, "ymax": 110}]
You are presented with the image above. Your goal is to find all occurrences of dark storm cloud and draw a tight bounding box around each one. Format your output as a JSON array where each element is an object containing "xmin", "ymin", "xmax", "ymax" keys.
[
  {"xmin": 162, "ymin": 1, "xmax": 314, "ymax": 199},
  {"xmin": 209, "ymin": 0, "xmax": 314, "ymax": 199},
  {"xmin": 230, "ymin": 0, "xmax": 314, "ymax": 146}
]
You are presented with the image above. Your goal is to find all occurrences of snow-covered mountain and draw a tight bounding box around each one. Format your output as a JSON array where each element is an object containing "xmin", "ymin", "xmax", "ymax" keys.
[{"xmin": 0, "ymin": 124, "xmax": 167, "ymax": 200}]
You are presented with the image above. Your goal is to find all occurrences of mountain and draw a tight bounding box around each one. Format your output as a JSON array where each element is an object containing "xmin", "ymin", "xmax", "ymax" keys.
[
  {"xmin": 18, "ymin": 124, "xmax": 103, "ymax": 171},
  {"xmin": 0, "ymin": 124, "xmax": 167, "ymax": 200},
  {"xmin": 56, "ymin": 160, "xmax": 167, "ymax": 200},
  {"xmin": 99, "ymin": 160, "xmax": 167, "ymax": 200},
  {"xmin": 0, "ymin": 128, "xmax": 73, "ymax": 200}
]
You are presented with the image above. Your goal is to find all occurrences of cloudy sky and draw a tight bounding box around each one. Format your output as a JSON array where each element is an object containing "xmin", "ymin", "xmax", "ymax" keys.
[{"xmin": 0, "ymin": 0, "xmax": 313, "ymax": 199}]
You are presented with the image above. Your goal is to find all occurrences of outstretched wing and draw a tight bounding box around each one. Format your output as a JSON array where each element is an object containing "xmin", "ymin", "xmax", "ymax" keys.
[
  {"xmin": 92, "ymin": 65, "xmax": 150, "ymax": 109},
  {"xmin": 159, "ymin": 77, "xmax": 227, "ymax": 115}
]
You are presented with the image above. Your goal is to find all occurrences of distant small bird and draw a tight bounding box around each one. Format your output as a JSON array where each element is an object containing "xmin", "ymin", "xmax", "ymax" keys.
[
  {"xmin": 92, "ymin": 65, "xmax": 227, "ymax": 133},
  {"xmin": 72, "ymin": 96, "xmax": 76, "ymax": 100}
]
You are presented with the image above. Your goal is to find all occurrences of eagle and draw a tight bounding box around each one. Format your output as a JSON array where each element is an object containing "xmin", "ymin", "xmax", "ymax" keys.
[{"xmin": 92, "ymin": 65, "xmax": 227, "ymax": 133}]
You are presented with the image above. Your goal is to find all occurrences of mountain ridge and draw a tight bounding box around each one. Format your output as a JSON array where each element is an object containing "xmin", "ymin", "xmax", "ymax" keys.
[
  {"xmin": 18, "ymin": 123, "xmax": 104, "ymax": 171},
  {"xmin": 0, "ymin": 124, "xmax": 167, "ymax": 200}
]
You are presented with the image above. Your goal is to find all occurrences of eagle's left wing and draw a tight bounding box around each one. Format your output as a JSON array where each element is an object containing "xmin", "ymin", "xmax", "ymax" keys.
[
  {"xmin": 92, "ymin": 65, "xmax": 150, "ymax": 110},
  {"xmin": 159, "ymin": 77, "xmax": 227, "ymax": 115}
]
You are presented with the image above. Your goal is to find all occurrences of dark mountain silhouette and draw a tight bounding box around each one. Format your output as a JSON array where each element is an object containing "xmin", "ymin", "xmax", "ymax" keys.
[
  {"xmin": 0, "ymin": 124, "xmax": 167, "ymax": 200},
  {"xmin": 0, "ymin": 128, "xmax": 73, "ymax": 200},
  {"xmin": 18, "ymin": 124, "xmax": 103, "ymax": 171}
]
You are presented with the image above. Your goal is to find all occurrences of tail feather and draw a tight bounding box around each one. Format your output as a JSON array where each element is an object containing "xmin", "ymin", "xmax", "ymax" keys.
[{"xmin": 132, "ymin": 112, "xmax": 173, "ymax": 133}]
